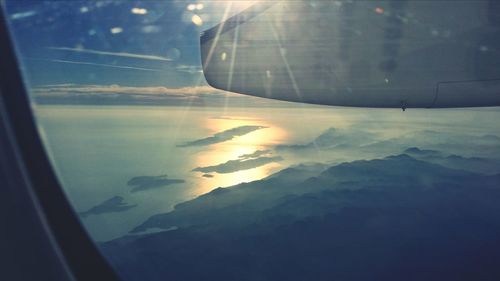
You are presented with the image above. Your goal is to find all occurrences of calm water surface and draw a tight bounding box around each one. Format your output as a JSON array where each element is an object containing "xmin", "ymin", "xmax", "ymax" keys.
[{"xmin": 34, "ymin": 105, "xmax": 500, "ymax": 241}]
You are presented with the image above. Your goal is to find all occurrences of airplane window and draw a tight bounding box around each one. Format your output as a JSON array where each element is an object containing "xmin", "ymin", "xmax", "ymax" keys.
[{"xmin": 3, "ymin": 1, "xmax": 500, "ymax": 281}]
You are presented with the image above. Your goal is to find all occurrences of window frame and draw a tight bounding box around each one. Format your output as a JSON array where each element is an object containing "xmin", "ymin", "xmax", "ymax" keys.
[{"xmin": 0, "ymin": 6, "xmax": 120, "ymax": 281}]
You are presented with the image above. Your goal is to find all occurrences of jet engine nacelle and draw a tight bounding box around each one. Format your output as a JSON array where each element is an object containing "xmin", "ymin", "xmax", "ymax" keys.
[{"xmin": 201, "ymin": 1, "xmax": 500, "ymax": 108}]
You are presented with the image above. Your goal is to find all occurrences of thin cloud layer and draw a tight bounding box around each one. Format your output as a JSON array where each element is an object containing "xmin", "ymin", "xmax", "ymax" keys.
[
  {"xmin": 32, "ymin": 84, "xmax": 231, "ymax": 105},
  {"xmin": 34, "ymin": 84, "xmax": 222, "ymax": 96},
  {"xmin": 31, "ymin": 83, "xmax": 268, "ymax": 106}
]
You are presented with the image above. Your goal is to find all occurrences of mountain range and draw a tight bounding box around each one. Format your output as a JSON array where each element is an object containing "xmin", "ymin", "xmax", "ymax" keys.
[{"xmin": 101, "ymin": 151, "xmax": 500, "ymax": 281}]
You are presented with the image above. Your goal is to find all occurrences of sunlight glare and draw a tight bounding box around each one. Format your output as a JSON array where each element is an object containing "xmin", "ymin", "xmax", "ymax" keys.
[
  {"xmin": 228, "ymin": 1, "xmax": 258, "ymax": 10},
  {"xmin": 191, "ymin": 14, "xmax": 203, "ymax": 26},
  {"xmin": 193, "ymin": 116, "xmax": 287, "ymax": 195}
]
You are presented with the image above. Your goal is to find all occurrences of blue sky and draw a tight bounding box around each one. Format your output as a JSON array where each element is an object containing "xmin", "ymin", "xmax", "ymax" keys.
[{"xmin": 4, "ymin": 1, "xmax": 255, "ymax": 93}]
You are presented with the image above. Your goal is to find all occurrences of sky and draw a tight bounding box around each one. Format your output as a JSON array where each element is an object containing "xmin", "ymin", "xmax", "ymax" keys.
[
  {"xmin": 4, "ymin": 0, "xmax": 259, "ymax": 104},
  {"xmin": 6, "ymin": 1, "xmax": 499, "ymax": 109}
]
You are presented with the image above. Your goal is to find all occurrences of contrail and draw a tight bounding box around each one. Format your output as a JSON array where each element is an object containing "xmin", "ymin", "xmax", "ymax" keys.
[
  {"xmin": 29, "ymin": 57, "xmax": 163, "ymax": 72},
  {"xmin": 48, "ymin": 47, "xmax": 173, "ymax": 62}
]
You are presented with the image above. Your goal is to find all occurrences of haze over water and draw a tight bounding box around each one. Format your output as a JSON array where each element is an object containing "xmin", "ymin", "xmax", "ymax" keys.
[{"xmin": 35, "ymin": 105, "xmax": 500, "ymax": 241}]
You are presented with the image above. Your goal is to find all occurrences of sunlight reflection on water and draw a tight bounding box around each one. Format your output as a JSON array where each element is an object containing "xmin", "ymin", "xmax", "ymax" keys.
[
  {"xmin": 35, "ymin": 105, "xmax": 500, "ymax": 241},
  {"xmin": 192, "ymin": 115, "xmax": 288, "ymax": 195}
]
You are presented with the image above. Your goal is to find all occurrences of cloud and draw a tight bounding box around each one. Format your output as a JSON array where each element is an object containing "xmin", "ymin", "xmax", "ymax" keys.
[
  {"xmin": 30, "ymin": 83, "xmax": 267, "ymax": 106},
  {"xmin": 178, "ymin": 125, "xmax": 267, "ymax": 147},
  {"xmin": 32, "ymin": 84, "xmax": 231, "ymax": 105},
  {"xmin": 79, "ymin": 196, "xmax": 136, "ymax": 218},
  {"xmin": 34, "ymin": 84, "xmax": 221, "ymax": 96},
  {"xmin": 193, "ymin": 155, "xmax": 283, "ymax": 174},
  {"xmin": 31, "ymin": 83, "xmax": 296, "ymax": 107},
  {"xmin": 48, "ymin": 46, "xmax": 173, "ymax": 61},
  {"xmin": 128, "ymin": 175, "xmax": 185, "ymax": 193}
]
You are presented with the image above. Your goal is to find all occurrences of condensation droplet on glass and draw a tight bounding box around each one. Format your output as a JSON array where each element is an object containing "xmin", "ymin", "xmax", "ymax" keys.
[
  {"xmin": 191, "ymin": 15, "xmax": 203, "ymax": 26},
  {"xmin": 142, "ymin": 25, "xmax": 161, "ymax": 34},
  {"xmin": 479, "ymin": 45, "xmax": 489, "ymax": 52},
  {"xmin": 131, "ymin": 8, "xmax": 148, "ymax": 15},
  {"xmin": 166, "ymin": 48, "xmax": 181, "ymax": 61},
  {"xmin": 10, "ymin": 10, "xmax": 37, "ymax": 20},
  {"xmin": 110, "ymin": 27, "xmax": 123, "ymax": 34}
]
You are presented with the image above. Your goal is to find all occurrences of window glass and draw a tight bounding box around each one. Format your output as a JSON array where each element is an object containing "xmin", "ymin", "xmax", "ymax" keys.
[{"xmin": 4, "ymin": 1, "xmax": 500, "ymax": 281}]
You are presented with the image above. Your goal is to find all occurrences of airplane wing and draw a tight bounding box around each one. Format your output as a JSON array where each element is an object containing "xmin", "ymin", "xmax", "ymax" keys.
[{"xmin": 201, "ymin": 0, "xmax": 500, "ymax": 108}]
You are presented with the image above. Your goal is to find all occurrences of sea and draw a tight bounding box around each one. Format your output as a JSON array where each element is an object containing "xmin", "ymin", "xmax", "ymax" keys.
[{"xmin": 34, "ymin": 105, "xmax": 500, "ymax": 241}]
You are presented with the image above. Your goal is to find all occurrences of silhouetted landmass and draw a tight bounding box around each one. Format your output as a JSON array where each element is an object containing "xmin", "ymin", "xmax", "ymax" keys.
[
  {"xmin": 403, "ymin": 147, "xmax": 442, "ymax": 157},
  {"xmin": 239, "ymin": 149, "xmax": 272, "ymax": 159},
  {"xmin": 267, "ymin": 162, "xmax": 328, "ymax": 183},
  {"xmin": 127, "ymin": 175, "xmax": 185, "ymax": 192},
  {"xmin": 276, "ymin": 127, "xmax": 376, "ymax": 151},
  {"xmin": 274, "ymin": 128, "xmax": 500, "ymax": 164},
  {"xmin": 101, "ymin": 152, "xmax": 500, "ymax": 281},
  {"xmin": 79, "ymin": 196, "xmax": 136, "ymax": 218},
  {"xmin": 482, "ymin": 134, "xmax": 500, "ymax": 142},
  {"xmin": 202, "ymin": 174, "xmax": 214, "ymax": 178},
  {"xmin": 177, "ymin": 125, "xmax": 267, "ymax": 147},
  {"xmin": 133, "ymin": 153, "xmax": 492, "ymax": 232},
  {"xmin": 193, "ymin": 156, "xmax": 283, "ymax": 174},
  {"xmin": 404, "ymin": 147, "xmax": 500, "ymax": 174},
  {"xmin": 363, "ymin": 131, "xmax": 500, "ymax": 157}
]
